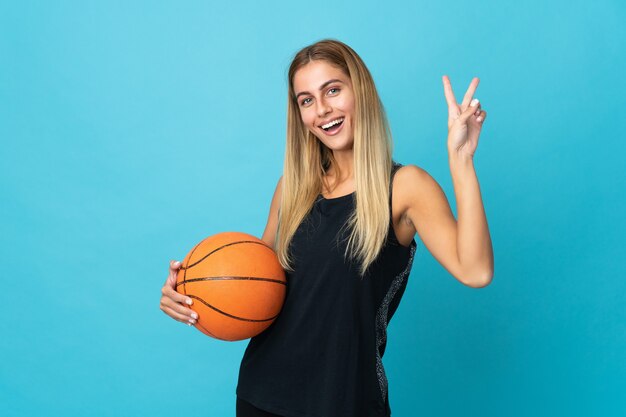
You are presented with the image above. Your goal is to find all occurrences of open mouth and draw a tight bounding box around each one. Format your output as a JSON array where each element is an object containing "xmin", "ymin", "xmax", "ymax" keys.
[{"xmin": 320, "ymin": 117, "xmax": 344, "ymax": 134}]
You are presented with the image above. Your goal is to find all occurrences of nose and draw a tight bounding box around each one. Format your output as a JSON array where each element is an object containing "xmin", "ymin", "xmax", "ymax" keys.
[{"xmin": 316, "ymin": 98, "xmax": 332, "ymax": 117}]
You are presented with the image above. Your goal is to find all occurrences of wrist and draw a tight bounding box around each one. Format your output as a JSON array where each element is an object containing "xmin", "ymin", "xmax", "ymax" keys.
[{"xmin": 448, "ymin": 149, "xmax": 474, "ymax": 166}]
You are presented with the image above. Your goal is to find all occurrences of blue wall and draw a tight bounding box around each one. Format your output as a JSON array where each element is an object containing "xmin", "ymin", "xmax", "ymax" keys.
[{"xmin": 1, "ymin": 1, "xmax": 625, "ymax": 416}]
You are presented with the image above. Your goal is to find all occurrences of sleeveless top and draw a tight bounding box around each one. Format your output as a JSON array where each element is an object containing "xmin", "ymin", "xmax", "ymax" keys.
[{"xmin": 236, "ymin": 162, "xmax": 417, "ymax": 417}]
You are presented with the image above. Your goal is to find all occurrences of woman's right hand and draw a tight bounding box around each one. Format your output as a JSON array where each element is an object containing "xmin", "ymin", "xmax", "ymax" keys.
[{"xmin": 159, "ymin": 260, "xmax": 199, "ymax": 326}]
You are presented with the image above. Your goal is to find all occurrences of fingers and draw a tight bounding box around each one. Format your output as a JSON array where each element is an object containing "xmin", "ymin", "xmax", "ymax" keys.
[
  {"xmin": 458, "ymin": 98, "xmax": 482, "ymax": 123},
  {"xmin": 161, "ymin": 304, "xmax": 198, "ymax": 325},
  {"xmin": 161, "ymin": 278, "xmax": 193, "ymax": 306},
  {"xmin": 473, "ymin": 100, "xmax": 482, "ymax": 116},
  {"xmin": 469, "ymin": 100, "xmax": 487, "ymax": 123},
  {"xmin": 160, "ymin": 284, "xmax": 198, "ymax": 322},
  {"xmin": 169, "ymin": 259, "xmax": 181, "ymax": 272},
  {"xmin": 164, "ymin": 259, "xmax": 193, "ymax": 306},
  {"xmin": 460, "ymin": 77, "xmax": 479, "ymax": 110},
  {"xmin": 442, "ymin": 75, "xmax": 457, "ymax": 109},
  {"xmin": 166, "ymin": 260, "xmax": 182, "ymax": 286},
  {"xmin": 466, "ymin": 103, "xmax": 487, "ymax": 124},
  {"xmin": 160, "ymin": 258, "xmax": 199, "ymax": 326}
]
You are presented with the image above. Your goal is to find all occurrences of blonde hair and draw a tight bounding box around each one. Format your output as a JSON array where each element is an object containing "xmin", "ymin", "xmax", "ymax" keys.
[{"xmin": 276, "ymin": 39, "xmax": 394, "ymax": 277}]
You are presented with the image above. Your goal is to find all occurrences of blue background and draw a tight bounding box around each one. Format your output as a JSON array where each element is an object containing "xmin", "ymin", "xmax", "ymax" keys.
[{"xmin": 1, "ymin": 1, "xmax": 625, "ymax": 416}]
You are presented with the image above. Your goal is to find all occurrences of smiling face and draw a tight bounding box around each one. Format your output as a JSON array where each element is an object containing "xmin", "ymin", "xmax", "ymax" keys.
[{"xmin": 292, "ymin": 60, "xmax": 355, "ymax": 152}]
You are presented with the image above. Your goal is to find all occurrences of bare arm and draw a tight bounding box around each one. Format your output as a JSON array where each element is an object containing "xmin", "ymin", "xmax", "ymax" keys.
[
  {"xmin": 448, "ymin": 155, "xmax": 494, "ymax": 286},
  {"xmin": 399, "ymin": 164, "xmax": 493, "ymax": 288},
  {"xmin": 260, "ymin": 176, "xmax": 283, "ymax": 248}
]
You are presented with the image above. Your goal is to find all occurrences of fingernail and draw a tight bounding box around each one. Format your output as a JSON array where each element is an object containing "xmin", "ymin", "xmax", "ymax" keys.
[
  {"xmin": 186, "ymin": 298, "xmax": 193, "ymax": 305},
  {"xmin": 477, "ymin": 116, "xmax": 483, "ymax": 122},
  {"xmin": 188, "ymin": 319, "xmax": 196, "ymax": 324},
  {"xmin": 187, "ymin": 322, "xmax": 192, "ymax": 326},
  {"xmin": 191, "ymin": 312, "xmax": 198, "ymax": 319},
  {"xmin": 471, "ymin": 98, "xmax": 479, "ymax": 107}
]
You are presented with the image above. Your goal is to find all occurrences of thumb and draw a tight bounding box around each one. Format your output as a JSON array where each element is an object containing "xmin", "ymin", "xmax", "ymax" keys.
[{"xmin": 458, "ymin": 98, "xmax": 480, "ymax": 123}]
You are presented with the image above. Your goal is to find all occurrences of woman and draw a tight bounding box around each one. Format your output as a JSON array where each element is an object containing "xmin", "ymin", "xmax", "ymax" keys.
[{"xmin": 160, "ymin": 39, "xmax": 493, "ymax": 417}]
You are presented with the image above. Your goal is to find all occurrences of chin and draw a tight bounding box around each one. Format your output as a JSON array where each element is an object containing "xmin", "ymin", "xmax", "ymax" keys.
[
  {"xmin": 317, "ymin": 139, "xmax": 353, "ymax": 152},
  {"xmin": 311, "ymin": 132, "xmax": 354, "ymax": 151}
]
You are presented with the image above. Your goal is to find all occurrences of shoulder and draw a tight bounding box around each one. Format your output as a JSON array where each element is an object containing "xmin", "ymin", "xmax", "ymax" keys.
[
  {"xmin": 394, "ymin": 163, "xmax": 438, "ymax": 194},
  {"xmin": 393, "ymin": 164, "xmax": 443, "ymax": 213},
  {"xmin": 394, "ymin": 163, "xmax": 430, "ymax": 183}
]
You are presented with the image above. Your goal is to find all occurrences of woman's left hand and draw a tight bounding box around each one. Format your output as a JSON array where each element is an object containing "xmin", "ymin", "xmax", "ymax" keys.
[{"xmin": 442, "ymin": 75, "xmax": 487, "ymax": 158}]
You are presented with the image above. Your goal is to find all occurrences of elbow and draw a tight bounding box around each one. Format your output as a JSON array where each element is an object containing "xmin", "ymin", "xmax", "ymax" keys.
[{"xmin": 463, "ymin": 270, "xmax": 494, "ymax": 288}]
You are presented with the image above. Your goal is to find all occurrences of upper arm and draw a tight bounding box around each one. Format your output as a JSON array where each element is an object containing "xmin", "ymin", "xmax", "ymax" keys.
[
  {"xmin": 261, "ymin": 175, "xmax": 283, "ymax": 248},
  {"xmin": 397, "ymin": 165, "xmax": 467, "ymax": 285}
]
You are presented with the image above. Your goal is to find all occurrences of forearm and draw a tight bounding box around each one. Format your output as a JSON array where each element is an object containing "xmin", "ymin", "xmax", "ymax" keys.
[{"xmin": 449, "ymin": 152, "xmax": 494, "ymax": 285}]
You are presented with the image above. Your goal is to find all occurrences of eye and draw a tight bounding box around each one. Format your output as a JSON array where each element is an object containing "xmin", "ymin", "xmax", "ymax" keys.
[
  {"xmin": 328, "ymin": 87, "xmax": 340, "ymax": 95},
  {"xmin": 300, "ymin": 97, "xmax": 312, "ymax": 106}
]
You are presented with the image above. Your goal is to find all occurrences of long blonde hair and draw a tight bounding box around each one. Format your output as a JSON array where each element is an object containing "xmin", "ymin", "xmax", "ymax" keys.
[{"xmin": 276, "ymin": 39, "xmax": 394, "ymax": 277}]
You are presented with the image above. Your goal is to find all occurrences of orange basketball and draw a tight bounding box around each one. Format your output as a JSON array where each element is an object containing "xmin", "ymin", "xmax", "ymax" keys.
[{"xmin": 175, "ymin": 232, "xmax": 287, "ymax": 341}]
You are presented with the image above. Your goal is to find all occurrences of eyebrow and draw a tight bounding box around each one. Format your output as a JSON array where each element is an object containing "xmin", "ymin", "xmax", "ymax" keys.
[{"xmin": 295, "ymin": 79, "xmax": 344, "ymax": 100}]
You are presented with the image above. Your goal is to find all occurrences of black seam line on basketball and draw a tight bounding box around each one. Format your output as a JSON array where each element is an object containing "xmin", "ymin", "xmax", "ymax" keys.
[
  {"xmin": 187, "ymin": 294, "xmax": 279, "ymax": 322},
  {"xmin": 180, "ymin": 241, "xmax": 272, "ymax": 270},
  {"xmin": 183, "ymin": 242, "xmax": 202, "ymax": 295},
  {"xmin": 175, "ymin": 276, "xmax": 287, "ymax": 288},
  {"xmin": 194, "ymin": 321, "xmax": 227, "ymax": 341}
]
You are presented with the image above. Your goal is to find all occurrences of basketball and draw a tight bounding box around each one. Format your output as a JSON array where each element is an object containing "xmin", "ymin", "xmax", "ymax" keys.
[{"xmin": 175, "ymin": 232, "xmax": 287, "ymax": 341}]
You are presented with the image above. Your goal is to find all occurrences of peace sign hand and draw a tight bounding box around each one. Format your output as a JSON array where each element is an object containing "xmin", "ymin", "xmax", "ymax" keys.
[{"xmin": 442, "ymin": 75, "xmax": 487, "ymax": 158}]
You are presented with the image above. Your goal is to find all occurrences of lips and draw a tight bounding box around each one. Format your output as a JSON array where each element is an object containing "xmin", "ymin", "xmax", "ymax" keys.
[
  {"xmin": 319, "ymin": 117, "xmax": 344, "ymax": 129},
  {"xmin": 319, "ymin": 117, "xmax": 345, "ymax": 136},
  {"xmin": 322, "ymin": 120, "xmax": 343, "ymax": 136}
]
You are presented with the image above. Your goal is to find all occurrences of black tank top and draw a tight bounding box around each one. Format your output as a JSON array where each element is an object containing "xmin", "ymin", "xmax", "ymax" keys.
[{"xmin": 236, "ymin": 162, "xmax": 417, "ymax": 417}]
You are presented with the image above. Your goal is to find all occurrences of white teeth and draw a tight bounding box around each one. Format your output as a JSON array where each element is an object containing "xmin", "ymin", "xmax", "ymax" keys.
[{"xmin": 321, "ymin": 117, "xmax": 344, "ymax": 129}]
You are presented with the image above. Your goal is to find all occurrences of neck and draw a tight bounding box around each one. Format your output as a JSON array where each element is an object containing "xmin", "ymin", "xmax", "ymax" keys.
[{"xmin": 328, "ymin": 149, "xmax": 354, "ymax": 181}]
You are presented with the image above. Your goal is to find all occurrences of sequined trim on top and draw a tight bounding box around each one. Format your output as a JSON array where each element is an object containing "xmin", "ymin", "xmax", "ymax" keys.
[{"xmin": 374, "ymin": 243, "xmax": 417, "ymax": 402}]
